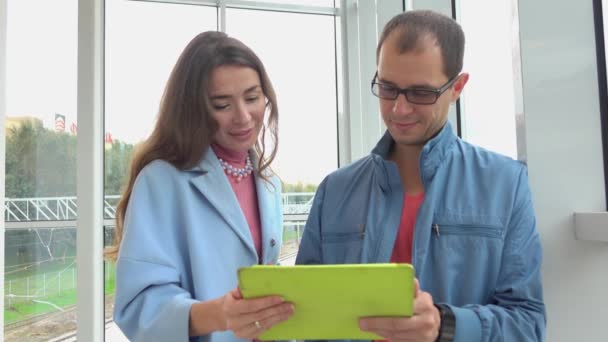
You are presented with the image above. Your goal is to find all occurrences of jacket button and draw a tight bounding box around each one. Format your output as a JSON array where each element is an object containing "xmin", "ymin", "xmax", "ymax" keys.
[{"xmin": 270, "ymin": 239, "xmax": 276, "ymax": 247}]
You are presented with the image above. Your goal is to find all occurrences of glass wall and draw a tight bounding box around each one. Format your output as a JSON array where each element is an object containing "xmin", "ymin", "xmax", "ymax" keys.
[
  {"xmin": 411, "ymin": 0, "xmax": 520, "ymax": 159},
  {"xmin": 459, "ymin": 0, "xmax": 519, "ymax": 159},
  {"xmin": 102, "ymin": 0, "xmax": 338, "ymax": 340},
  {"xmin": 4, "ymin": 0, "xmax": 78, "ymax": 340},
  {"xmin": 104, "ymin": 1, "xmax": 217, "ymax": 339},
  {"xmin": 227, "ymin": 7, "xmax": 339, "ymax": 264},
  {"xmin": 3, "ymin": 0, "xmax": 342, "ymax": 339}
]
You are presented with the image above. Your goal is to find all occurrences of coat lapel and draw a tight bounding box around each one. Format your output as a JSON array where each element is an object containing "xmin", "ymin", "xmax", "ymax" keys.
[
  {"xmin": 255, "ymin": 175, "xmax": 281, "ymax": 265},
  {"xmin": 189, "ymin": 149, "xmax": 258, "ymax": 261}
]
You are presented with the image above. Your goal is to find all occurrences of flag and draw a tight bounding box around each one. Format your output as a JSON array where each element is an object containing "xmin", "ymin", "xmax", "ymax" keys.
[
  {"xmin": 55, "ymin": 113, "xmax": 65, "ymax": 133},
  {"xmin": 105, "ymin": 132, "xmax": 113, "ymax": 150},
  {"xmin": 70, "ymin": 122, "xmax": 77, "ymax": 134}
]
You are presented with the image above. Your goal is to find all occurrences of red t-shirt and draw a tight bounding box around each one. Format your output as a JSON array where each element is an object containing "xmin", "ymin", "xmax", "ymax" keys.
[
  {"xmin": 375, "ymin": 192, "xmax": 424, "ymax": 342},
  {"xmin": 390, "ymin": 192, "xmax": 424, "ymax": 263}
]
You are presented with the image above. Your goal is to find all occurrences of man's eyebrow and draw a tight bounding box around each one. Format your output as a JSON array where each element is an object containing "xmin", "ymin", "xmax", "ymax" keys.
[{"xmin": 377, "ymin": 78, "xmax": 435, "ymax": 89}]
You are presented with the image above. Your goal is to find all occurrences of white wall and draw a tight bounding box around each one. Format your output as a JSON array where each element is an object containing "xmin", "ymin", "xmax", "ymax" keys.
[{"xmin": 518, "ymin": 1, "xmax": 608, "ymax": 341}]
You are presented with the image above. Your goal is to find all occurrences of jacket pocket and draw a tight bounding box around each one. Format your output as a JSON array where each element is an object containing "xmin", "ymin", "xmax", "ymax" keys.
[
  {"xmin": 321, "ymin": 230, "xmax": 364, "ymax": 263},
  {"xmin": 322, "ymin": 231, "xmax": 365, "ymax": 243},
  {"xmin": 428, "ymin": 222, "xmax": 504, "ymax": 303},
  {"xmin": 432, "ymin": 223, "xmax": 502, "ymax": 239}
]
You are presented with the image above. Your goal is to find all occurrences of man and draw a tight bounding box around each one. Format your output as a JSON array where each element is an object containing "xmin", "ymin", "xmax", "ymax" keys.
[{"xmin": 295, "ymin": 10, "xmax": 545, "ymax": 342}]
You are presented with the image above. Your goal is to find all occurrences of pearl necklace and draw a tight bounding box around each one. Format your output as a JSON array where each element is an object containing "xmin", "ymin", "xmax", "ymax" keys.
[{"xmin": 218, "ymin": 156, "xmax": 254, "ymax": 182}]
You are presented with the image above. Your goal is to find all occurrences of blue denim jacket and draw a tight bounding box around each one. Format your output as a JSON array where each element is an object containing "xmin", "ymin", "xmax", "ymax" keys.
[{"xmin": 296, "ymin": 122, "xmax": 546, "ymax": 342}]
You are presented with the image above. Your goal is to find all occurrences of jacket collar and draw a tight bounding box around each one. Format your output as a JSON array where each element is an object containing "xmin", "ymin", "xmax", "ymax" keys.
[{"xmin": 371, "ymin": 121, "xmax": 457, "ymax": 187}]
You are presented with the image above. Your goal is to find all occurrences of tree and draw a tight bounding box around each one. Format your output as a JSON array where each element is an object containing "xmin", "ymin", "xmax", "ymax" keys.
[
  {"xmin": 282, "ymin": 181, "xmax": 318, "ymax": 193},
  {"xmin": 6, "ymin": 121, "xmax": 45, "ymax": 197},
  {"xmin": 104, "ymin": 141, "xmax": 135, "ymax": 196},
  {"xmin": 5, "ymin": 122, "xmax": 135, "ymax": 198}
]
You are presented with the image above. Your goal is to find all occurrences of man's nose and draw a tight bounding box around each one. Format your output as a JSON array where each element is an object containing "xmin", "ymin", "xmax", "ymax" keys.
[{"xmin": 392, "ymin": 93, "xmax": 415, "ymax": 114}]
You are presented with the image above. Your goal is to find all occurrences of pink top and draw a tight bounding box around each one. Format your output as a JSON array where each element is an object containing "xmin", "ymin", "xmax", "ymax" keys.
[{"xmin": 211, "ymin": 143, "xmax": 262, "ymax": 260}]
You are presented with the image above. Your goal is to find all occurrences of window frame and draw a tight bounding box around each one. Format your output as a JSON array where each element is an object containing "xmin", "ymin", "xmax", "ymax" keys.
[
  {"xmin": 593, "ymin": 0, "xmax": 608, "ymax": 210},
  {"xmin": 77, "ymin": 0, "xmax": 105, "ymax": 340},
  {"xmin": 0, "ymin": 0, "xmax": 7, "ymax": 338}
]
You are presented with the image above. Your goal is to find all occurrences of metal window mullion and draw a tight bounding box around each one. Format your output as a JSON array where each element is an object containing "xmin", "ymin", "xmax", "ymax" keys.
[
  {"xmin": 77, "ymin": 0, "xmax": 105, "ymax": 341},
  {"xmin": 219, "ymin": 0, "xmax": 226, "ymax": 32},
  {"xmin": 0, "ymin": 0, "xmax": 7, "ymax": 337},
  {"xmin": 128, "ymin": 0, "xmax": 337, "ymax": 15},
  {"xmin": 129, "ymin": 0, "xmax": 218, "ymax": 7},
  {"xmin": 224, "ymin": 0, "xmax": 337, "ymax": 15},
  {"xmin": 335, "ymin": 2, "xmax": 349, "ymax": 167},
  {"xmin": 358, "ymin": 0, "xmax": 380, "ymax": 155},
  {"xmin": 341, "ymin": 0, "xmax": 362, "ymax": 163},
  {"xmin": 598, "ymin": 0, "xmax": 608, "ymax": 209},
  {"xmin": 404, "ymin": 0, "xmax": 413, "ymax": 11},
  {"xmin": 510, "ymin": 0, "xmax": 526, "ymax": 163}
]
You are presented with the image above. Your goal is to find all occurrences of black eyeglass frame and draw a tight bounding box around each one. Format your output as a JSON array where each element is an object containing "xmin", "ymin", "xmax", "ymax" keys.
[{"xmin": 370, "ymin": 71, "xmax": 459, "ymax": 105}]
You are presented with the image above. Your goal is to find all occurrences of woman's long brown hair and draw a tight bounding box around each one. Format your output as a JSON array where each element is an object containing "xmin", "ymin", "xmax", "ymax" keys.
[{"xmin": 105, "ymin": 31, "xmax": 279, "ymax": 261}]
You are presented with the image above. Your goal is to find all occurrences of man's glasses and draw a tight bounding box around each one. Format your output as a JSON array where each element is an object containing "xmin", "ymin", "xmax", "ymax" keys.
[{"xmin": 371, "ymin": 72, "xmax": 458, "ymax": 105}]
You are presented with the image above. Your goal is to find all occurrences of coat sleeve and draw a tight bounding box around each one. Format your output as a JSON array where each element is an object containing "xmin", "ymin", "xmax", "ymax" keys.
[
  {"xmin": 452, "ymin": 165, "xmax": 546, "ymax": 342},
  {"xmin": 295, "ymin": 177, "xmax": 328, "ymax": 265},
  {"xmin": 113, "ymin": 163, "xmax": 199, "ymax": 342}
]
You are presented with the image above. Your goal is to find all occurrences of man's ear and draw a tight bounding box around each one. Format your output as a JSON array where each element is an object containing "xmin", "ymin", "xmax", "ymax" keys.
[{"xmin": 450, "ymin": 73, "xmax": 469, "ymax": 102}]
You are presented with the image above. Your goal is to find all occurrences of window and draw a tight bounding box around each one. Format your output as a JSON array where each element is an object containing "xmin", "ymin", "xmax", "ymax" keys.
[
  {"xmin": 103, "ymin": 0, "xmax": 339, "ymax": 339},
  {"xmin": 4, "ymin": 0, "xmax": 78, "ymax": 340},
  {"xmin": 104, "ymin": 0, "xmax": 217, "ymax": 339},
  {"xmin": 1, "ymin": 0, "xmax": 380, "ymax": 339},
  {"xmin": 226, "ymin": 7, "xmax": 339, "ymax": 264},
  {"xmin": 458, "ymin": 0, "xmax": 521, "ymax": 160}
]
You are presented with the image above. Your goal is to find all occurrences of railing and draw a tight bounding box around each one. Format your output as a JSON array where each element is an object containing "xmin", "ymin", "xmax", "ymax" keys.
[{"xmin": 5, "ymin": 193, "xmax": 315, "ymax": 223}]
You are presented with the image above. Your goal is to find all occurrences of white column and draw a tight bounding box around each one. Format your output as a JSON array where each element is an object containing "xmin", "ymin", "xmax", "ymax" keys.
[
  {"xmin": 77, "ymin": 0, "xmax": 105, "ymax": 341},
  {"xmin": 0, "ymin": 0, "xmax": 7, "ymax": 337}
]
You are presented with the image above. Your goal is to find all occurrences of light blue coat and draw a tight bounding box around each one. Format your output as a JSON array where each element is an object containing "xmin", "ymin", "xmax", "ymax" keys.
[{"xmin": 113, "ymin": 149, "xmax": 283, "ymax": 342}]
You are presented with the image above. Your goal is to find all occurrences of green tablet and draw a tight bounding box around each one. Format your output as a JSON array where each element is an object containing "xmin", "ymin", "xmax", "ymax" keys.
[{"xmin": 237, "ymin": 263, "xmax": 415, "ymax": 340}]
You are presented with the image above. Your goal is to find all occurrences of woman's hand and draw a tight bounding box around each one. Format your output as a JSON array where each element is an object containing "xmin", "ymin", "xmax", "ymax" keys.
[{"xmin": 221, "ymin": 288, "xmax": 295, "ymax": 339}]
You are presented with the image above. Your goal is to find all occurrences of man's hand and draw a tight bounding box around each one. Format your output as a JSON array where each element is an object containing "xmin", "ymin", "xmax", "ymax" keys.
[{"xmin": 358, "ymin": 279, "xmax": 440, "ymax": 342}]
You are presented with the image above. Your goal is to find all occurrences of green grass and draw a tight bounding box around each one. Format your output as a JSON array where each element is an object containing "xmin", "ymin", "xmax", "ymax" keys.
[
  {"xmin": 5, "ymin": 290, "xmax": 77, "ymax": 324},
  {"xmin": 283, "ymin": 229, "xmax": 297, "ymax": 242},
  {"xmin": 4, "ymin": 262, "xmax": 116, "ymax": 325},
  {"xmin": 5, "ymin": 256, "xmax": 78, "ymax": 280}
]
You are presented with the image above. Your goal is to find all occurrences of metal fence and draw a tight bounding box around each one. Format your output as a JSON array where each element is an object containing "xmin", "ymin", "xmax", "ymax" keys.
[
  {"xmin": 5, "ymin": 193, "xmax": 314, "ymax": 222},
  {"xmin": 4, "ymin": 261, "xmax": 115, "ymax": 310}
]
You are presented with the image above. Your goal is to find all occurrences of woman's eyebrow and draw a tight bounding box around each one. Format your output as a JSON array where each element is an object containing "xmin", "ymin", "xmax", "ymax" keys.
[{"xmin": 210, "ymin": 85, "xmax": 261, "ymax": 100}]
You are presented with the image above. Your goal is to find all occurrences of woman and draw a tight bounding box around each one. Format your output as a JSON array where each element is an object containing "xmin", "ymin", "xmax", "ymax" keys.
[{"xmin": 107, "ymin": 31, "xmax": 294, "ymax": 342}]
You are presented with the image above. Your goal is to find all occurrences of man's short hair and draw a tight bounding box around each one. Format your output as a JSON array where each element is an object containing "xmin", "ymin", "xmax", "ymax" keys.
[{"xmin": 376, "ymin": 10, "xmax": 465, "ymax": 79}]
